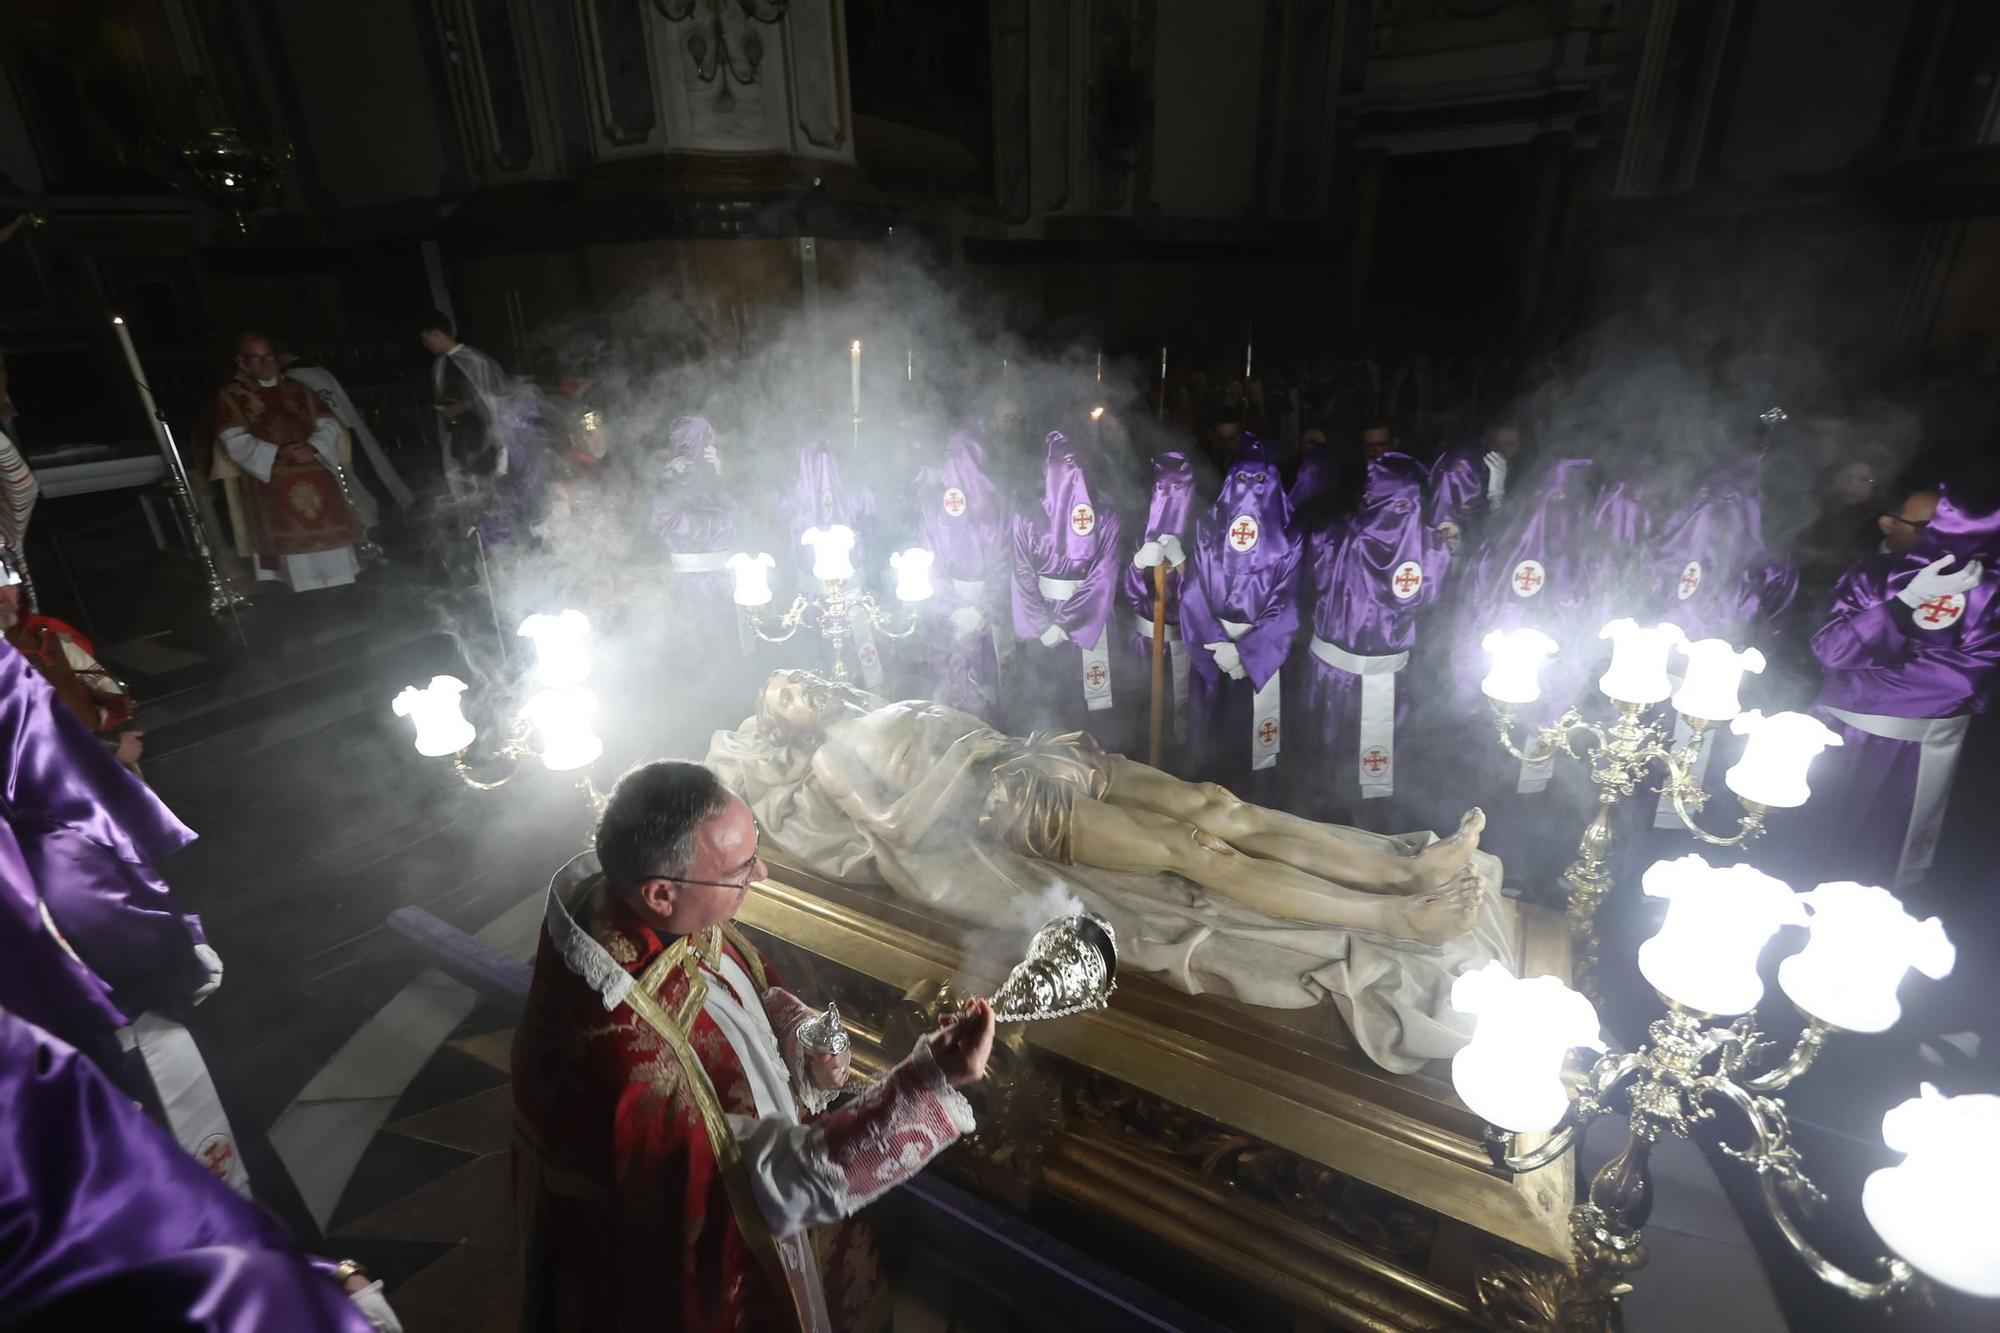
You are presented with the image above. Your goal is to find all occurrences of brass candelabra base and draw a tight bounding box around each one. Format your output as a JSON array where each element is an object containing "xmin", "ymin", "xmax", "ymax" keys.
[{"xmin": 741, "ymin": 576, "xmax": 921, "ymax": 682}]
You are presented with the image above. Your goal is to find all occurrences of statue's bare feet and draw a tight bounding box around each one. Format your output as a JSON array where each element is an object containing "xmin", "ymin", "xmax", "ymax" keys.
[
  {"xmin": 1397, "ymin": 873, "xmax": 1484, "ymax": 944},
  {"xmin": 1401, "ymin": 808, "xmax": 1485, "ymax": 893}
]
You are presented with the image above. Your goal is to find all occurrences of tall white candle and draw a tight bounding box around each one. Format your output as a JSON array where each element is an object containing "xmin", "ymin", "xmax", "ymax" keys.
[{"xmin": 850, "ymin": 339, "xmax": 861, "ymax": 416}]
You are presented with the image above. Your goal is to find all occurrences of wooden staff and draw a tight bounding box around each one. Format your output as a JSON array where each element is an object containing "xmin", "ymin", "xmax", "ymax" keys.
[{"xmin": 1148, "ymin": 561, "xmax": 1168, "ymax": 767}]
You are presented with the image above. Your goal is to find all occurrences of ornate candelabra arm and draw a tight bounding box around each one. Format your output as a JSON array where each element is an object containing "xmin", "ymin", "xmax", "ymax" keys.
[
  {"xmin": 1485, "ymin": 1051, "xmax": 1648, "ymax": 1174},
  {"xmin": 1493, "ymin": 705, "xmax": 1594, "ymax": 764},
  {"xmin": 451, "ymin": 721, "xmax": 531, "ymax": 790},
  {"xmin": 1662, "ymin": 779, "xmax": 1770, "ymax": 847},
  {"xmin": 1702, "ymin": 1077, "xmax": 1923, "ymax": 1303},
  {"xmin": 743, "ymin": 595, "xmax": 809, "ymax": 644},
  {"xmin": 1734, "ymin": 1018, "xmax": 1835, "ymax": 1093},
  {"xmin": 860, "ymin": 595, "xmax": 923, "ymax": 640}
]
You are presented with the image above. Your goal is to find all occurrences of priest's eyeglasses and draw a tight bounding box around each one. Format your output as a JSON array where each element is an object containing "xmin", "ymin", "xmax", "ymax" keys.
[{"xmin": 669, "ymin": 838, "xmax": 764, "ymax": 891}]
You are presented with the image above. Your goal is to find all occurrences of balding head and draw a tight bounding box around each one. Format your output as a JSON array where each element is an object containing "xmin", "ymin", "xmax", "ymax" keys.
[{"xmin": 1879, "ymin": 488, "xmax": 1940, "ymax": 554}]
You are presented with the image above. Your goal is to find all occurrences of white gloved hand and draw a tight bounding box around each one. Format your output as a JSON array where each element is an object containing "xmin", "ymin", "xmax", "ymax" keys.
[
  {"xmin": 1484, "ymin": 451, "xmax": 1509, "ymax": 505},
  {"xmin": 1896, "ymin": 555, "xmax": 1984, "ymax": 608},
  {"xmin": 702, "ymin": 443, "xmax": 721, "ymax": 474},
  {"xmin": 191, "ymin": 944, "xmax": 223, "ymax": 1004},
  {"xmin": 949, "ymin": 605, "xmax": 987, "ymax": 638},
  {"xmin": 1204, "ymin": 640, "xmax": 1247, "ymax": 680},
  {"xmin": 1133, "ymin": 540, "xmax": 1164, "ymax": 569},
  {"xmin": 1157, "ymin": 534, "xmax": 1187, "ymax": 568},
  {"xmin": 347, "ymin": 1281, "xmax": 404, "ymax": 1333},
  {"xmin": 1039, "ymin": 623, "xmax": 1069, "ymax": 647}
]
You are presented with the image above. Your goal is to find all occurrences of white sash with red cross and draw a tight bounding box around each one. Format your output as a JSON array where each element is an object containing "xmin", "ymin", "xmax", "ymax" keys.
[
  {"xmin": 1308, "ymin": 636, "xmax": 1408, "ymax": 798},
  {"xmin": 1040, "ymin": 575, "xmax": 1113, "ymax": 711},
  {"xmin": 119, "ymin": 1012, "xmax": 252, "ymax": 1196},
  {"xmin": 1220, "ymin": 618, "xmax": 1280, "ymax": 770}
]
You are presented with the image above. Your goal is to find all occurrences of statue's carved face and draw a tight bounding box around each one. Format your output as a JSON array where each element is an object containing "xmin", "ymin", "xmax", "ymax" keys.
[{"xmin": 761, "ymin": 669, "xmax": 833, "ymax": 730}]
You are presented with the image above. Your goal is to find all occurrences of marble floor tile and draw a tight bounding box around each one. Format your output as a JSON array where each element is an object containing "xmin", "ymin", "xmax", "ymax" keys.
[
  {"xmin": 386, "ymin": 1084, "xmax": 516, "ymax": 1158},
  {"xmin": 267, "ymin": 1094, "xmax": 402, "ymax": 1228},
  {"xmin": 293, "ymin": 970, "xmax": 477, "ymax": 1103}
]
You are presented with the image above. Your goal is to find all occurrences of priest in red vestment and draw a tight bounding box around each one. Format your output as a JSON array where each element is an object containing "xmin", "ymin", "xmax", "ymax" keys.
[
  {"xmin": 211, "ymin": 332, "xmax": 363, "ymax": 592},
  {"xmin": 511, "ymin": 760, "xmax": 995, "ymax": 1333}
]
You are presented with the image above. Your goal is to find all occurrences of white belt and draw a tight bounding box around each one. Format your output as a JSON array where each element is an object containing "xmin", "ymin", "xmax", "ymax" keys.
[
  {"xmin": 952, "ymin": 578, "xmax": 987, "ymax": 601},
  {"xmin": 1824, "ymin": 706, "xmax": 1969, "ymax": 884},
  {"xmin": 1219, "ymin": 619, "xmax": 1281, "ymax": 770},
  {"xmin": 1038, "ymin": 575, "xmax": 1081, "ymax": 601},
  {"xmin": 1132, "ymin": 613, "xmax": 1181, "ymax": 644},
  {"xmin": 668, "ymin": 550, "xmax": 731, "ymax": 572},
  {"xmin": 1309, "ymin": 636, "xmax": 1405, "ymax": 796}
]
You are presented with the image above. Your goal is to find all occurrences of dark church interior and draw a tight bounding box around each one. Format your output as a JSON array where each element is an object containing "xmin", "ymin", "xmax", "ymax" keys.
[{"xmin": 5, "ymin": 2, "xmax": 2000, "ymax": 1330}]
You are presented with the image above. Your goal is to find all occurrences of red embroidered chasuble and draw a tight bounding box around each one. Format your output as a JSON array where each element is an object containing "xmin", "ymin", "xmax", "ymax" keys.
[
  {"xmin": 210, "ymin": 375, "xmax": 361, "ymax": 558},
  {"xmin": 511, "ymin": 887, "xmax": 885, "ymax": 1333}
]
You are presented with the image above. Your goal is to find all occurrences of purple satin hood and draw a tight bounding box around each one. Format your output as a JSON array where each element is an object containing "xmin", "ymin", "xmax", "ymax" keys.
[
  {"xmin": 1182, "ymin": 443, "xmax": 1304, "ymax": 690},
  {"xmin": 1649, "ymin": 459, "xmax": 1795, "ymax": 642},
  {"xmin": 1033, "ymin": 431, "xmax": 1108, "ymax": 562},
  {"xmin": 1591, "ymin": 477, "xmax": 1652, "ymax": 549},
  {"xmin": 1428, "ymin": 448, "xmax": 1485, "ymax": 528},
  {"xmin": 917, "ymin": 430, "xmax": 1008, "ymax": 581},
  {"xmin": 784, "ymin": 438, "xmax": 875, "ymax": 545},
  {"xmin": 0, "ymin": 1009, "xmax": 373, "ymax": 1330},
  {"xmin": 1310, "ymin": 452, "xmax": 1448, "ymax": 651},
  {"xmin": 667, "ymin": 414, "xmax": 715, "ymax": 460},
  {"xmin": 1915, "ymin": 490, "xmax": 2000, "ymax": 565},
  {"xmin": 1141, "ymin": 451, "xmax": 1197, "ymax": 541},
  {"xmin": 1454, "ymin": 457, "xmax": 1602, "ymax": 702}
]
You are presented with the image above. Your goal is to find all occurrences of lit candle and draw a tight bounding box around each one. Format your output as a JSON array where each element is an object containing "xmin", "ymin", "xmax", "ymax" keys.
[
  {"xmin": 519, "ymin": 686, "xmax": 603, "ymax": 772},
  {"xmin": 391, "ymin": 676, "xmax": 476, "ymax": 757},
  {"xmin": 1636, "ymin": 854, "xmax": 1805, "ymax": 1016},
  {"xmin": 1480, "ymin": 627, "xmax": 1560, "ymax": 705},
  {"xmin": 850, "ymin": 339, "xmax": 861, "ymax": 416},
  {"xmin": 1095, "ymin": 349, "xmax": 1103, "ymax": 383},
  {"xmin": 800, "ymin": 524, "xmax": 857, "ymax": 583},
  {"xmin": 1449, "ymin": 963, "xmax": 1604, "ymax": 1134},
  {"xmin": 906, "ymin": 345, "xmax": 912, "ymax": 383},
  {"xmin": 1671, "ymin": 638, "xmax": 1765, "ymax": 722},
  {"xmin": 1597, "ymin": 618, "xmax": 1685, "ymax": 705},
  {"xmin": 890, "ymin": 547, "xmax": 935, "ymax": 602},
  {"xmin": 1723, "ymin": 709, "xmax": 1842, "ymax": 808},
  {"xmin": 728, "ymin": 551, "xmax": 776, "ymax": 607},
  {"xmin": 1863, "ymin": 1084, "xmax": 2000, "ymax": 1298},
  {"xmin": 1778, "ymin": 881, "xmax": 1954, "ymax": 1033},
  {"xmin": 516, "ymin": 609, "xmax": 592, "ymax": 688}
]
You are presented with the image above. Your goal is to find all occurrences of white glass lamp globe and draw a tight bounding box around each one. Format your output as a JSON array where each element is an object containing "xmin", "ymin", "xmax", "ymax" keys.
[
  {"xmin": 890, "ymin": 547, "xmax": 936, "ymax": 602},
  {"xmin": 801, "ymin": 524, "xmax": 857, "ymax": 583},
  {"xmin": 1597, "ymin": 618, "xmax": 1685, "ymax": 706},
  {"xmin": 1672, "ymin": 639, "xmax": 1765, "ymax": 723},
  {"xmin": 1862, "ymin": 1085, "xmax": 2000, "ymax": 1298},
  {"xmin": 1448, "ymin": 962, "xmax": 1604, "ymax": 1134},
  {"xmin": 516, "ymin": 609, "xmax": 592, "ymax": 688},
  {"xmin": 1777, "ymin": 882, "xmax": 1954, "ymax": 1034},
  {"xmin": 1636, "ymin": 855, "xmax": 1805, "ymax": 1016},
  {"xmin": 1480, "ymin": 627, "xmax": 1560, "ymax": 705},
  {"xmin": 1724, "ymin": 709, "xmax": 1842, "ymax": 808},
  {"xmin": 728, "ymin": 552, "xmax": 776, "ymax": 607},
  {"xmin": 520, "ymin": 687, "xmax": 603, "ymax": 773},
  {"xmin": 391, "ymin": 676, "xmax": 476, "ymax": 757}
]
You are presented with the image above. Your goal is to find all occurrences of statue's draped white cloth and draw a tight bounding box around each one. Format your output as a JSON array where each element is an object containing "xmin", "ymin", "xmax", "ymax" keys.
[{"xmin": 706, "ymin": 711, "xmax": 1517, "ymax": 1075}]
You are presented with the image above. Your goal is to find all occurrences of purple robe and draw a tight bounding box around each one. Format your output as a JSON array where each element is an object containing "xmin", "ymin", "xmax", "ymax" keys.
[
  {"xmin": 0, "ymin": 1008, "xmax": 371, "ymax": 1331},
  {"xmin": 1645, "ymin": 460, "xmax": 1798, "ymax": 646},
  {"xmin": 1789, "ymin": 493, "xmax": 2000, "ymax": 887},
  {"xmin": 1300, "ymin": 453, "xmax": 1450, "ymax": 802},
  {"xmin": 1118, "ymin": 452, "xmax": 1198, "ymax": 753},
  {"xmin": 1009, "ymin": 432, "xmax": 1123, "ymax": 732},
  {"xmin": 1427, "ymin": 447, "xmax": 1488, "ymax": 563},
  {"xmin": 781, "ymin": 439, "xmax": 882, "ymax": 680},
  {"xmin": 915, "ymin": 431, "xmax": 1010, "ymax": 719},
  {"xmin": 649, "ymin": 415, "xmax": 740, "ymax": 648},
  {"xmin": 1181, "ymin": 437, "xmax": 1302, "ymax": 785},
  {"xmin": 0, "ymin": 640, "xmax": 205, "ymax": 1056}
]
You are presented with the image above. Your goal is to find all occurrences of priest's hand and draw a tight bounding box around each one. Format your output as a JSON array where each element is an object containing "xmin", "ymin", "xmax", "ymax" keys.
[
  {"xmin": 806, "ymin": 1046, "xmax": 852, "ymax": 1091},
  {"xmin": 1896, "ymin": 554, "xmax": 1983, "ymax": 609},
  {"xmin": 281, "ymin": 443, "xmax": 316, "ymax": 465},
  {"xmin": 933, "ymin": 997, "xmax": 996, "ymax": 1087},
  {"xmin": 1038, "ymin": 623, "xmax": 1070, "ymax": 647}
]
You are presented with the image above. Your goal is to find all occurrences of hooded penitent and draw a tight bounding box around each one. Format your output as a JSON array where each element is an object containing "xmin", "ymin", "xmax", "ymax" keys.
[
  {"xmin": 916, "ymin": 430, "xmax": 1011, "ymax": 718},
  {"xmin": 1646, "ymin": 458, "xmax": 1798, "ymax": 647},
  {"xmin": 1010, "ymin": 432, "xmax": 1123, "ymax": 726},
  {"xmin": 1792, "ymin": 490, "xmax": 2000, "ymax": 888},
  {"xmin": 1181, "ymin": 436, "xmax": 1302, "ymax": 781},
  {"xmin": 1427, "ymin": 446, "xmax": 1487, "ymax": 561},
  {"xmin": 1301, "ymin": 452, "xmax": 1449, "ymax": 799},
  {"xmin": 783, "ymin": 437, "xmax": 886, "ymax": 686}
]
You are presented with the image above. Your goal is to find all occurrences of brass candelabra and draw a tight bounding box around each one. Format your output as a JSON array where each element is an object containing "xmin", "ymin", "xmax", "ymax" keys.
[{"xmin": 741, "ymin": 575, "xmax": 920, "ymax": 683}]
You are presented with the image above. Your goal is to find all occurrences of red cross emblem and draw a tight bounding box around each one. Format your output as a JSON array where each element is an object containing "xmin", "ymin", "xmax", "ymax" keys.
[
  {"xmin": 859, "ymin": 643, "xmax": 878, "ymax": 666},
  {"xmin": 1256, "ymin": 717, "xmax": 1279, "ymax": 747},
  {"xmin": 1913, "ymin": 592, "xmax": 1965, "ymax": 630},
  {"xmin": 1511, "ymin": 559, "xmax": 1545, "ymax": 597},
  {"xmin": 197, "ymin": 1134, "xmax": 237, "ymax": 1181},
  {"xmin": 942, "ymin": 486, "xmax": 966, "ymax": 517},
  {"xmin": 1227, "ymin": 514, "xmax": 1260, "ymax": 552},
  {"xmin": 1361, "ymin": 746, "xmax": 1390, "ymax": 774},
  {"xmin": 1070, "ymin": 503, "xmax": 1096, "ymax": 535},
  {"xmin": 1678, "ymin": 560, "xmax": 1702, "ymax": 601},
  {"xmin": 1439, "ymin": 520, "xmax": 1461, "ymax": 554},
  {"xmin": 1086, "ymin": 662, "xmax": 1108, "ymax": 688},
  {"xmin": 1391, "ymin": 560, "xmax": 1424, "ymax": 600}
]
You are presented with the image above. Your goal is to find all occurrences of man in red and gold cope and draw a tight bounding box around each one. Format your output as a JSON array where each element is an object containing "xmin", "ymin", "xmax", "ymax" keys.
[
  {"xmin": 511, "ymin": 761, "xmax": 995, "ymax": 1333},
  {"xmin": 210, "ymin": 332, "xmax": 364, "ymax": 593}
]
